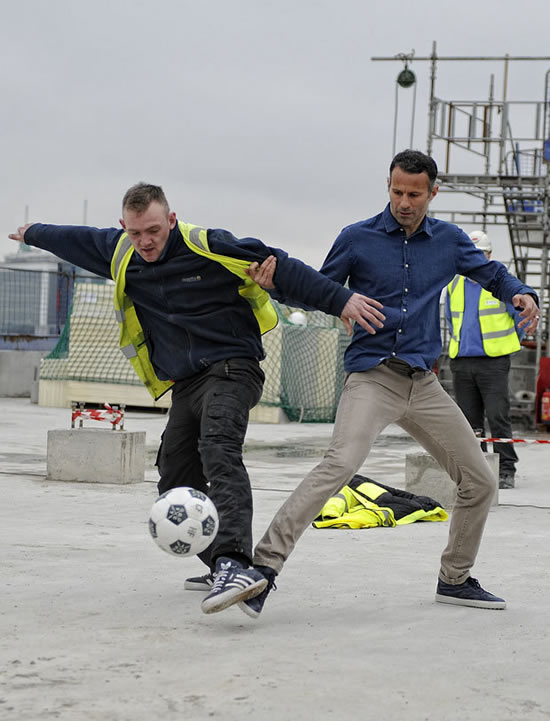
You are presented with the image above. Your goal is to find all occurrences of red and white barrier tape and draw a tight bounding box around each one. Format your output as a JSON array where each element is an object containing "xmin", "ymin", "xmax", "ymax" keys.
[
  {"xmin": 480, "ymin": 437, "xmax": 550, "ymax": 444},
  {"xmin": 71, "ymin": 403, "xmax": 125, "ymax": 429}
]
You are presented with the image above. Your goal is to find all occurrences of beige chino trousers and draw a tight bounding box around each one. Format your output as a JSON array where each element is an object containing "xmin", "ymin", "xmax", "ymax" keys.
[{"xmin": 253, "ymin": 365, "xmax": 496, "ymax": 585}]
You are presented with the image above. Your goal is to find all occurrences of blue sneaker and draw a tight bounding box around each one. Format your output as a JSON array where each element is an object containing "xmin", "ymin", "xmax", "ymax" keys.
[
  {"xmin": 435, "ymin": 577, "xmax": 506, "ymax": 609},
  {"xmin": 201, "ymin": 557, "xmax": 268, "ymax": 615},
  {"xmin": 238, "ymin": 566, "xmax": 277, "ymax": 619}
]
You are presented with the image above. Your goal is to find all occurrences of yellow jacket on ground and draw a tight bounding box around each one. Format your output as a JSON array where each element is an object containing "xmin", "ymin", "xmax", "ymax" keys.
[{"xmin": 313, "ymin": 475, "xmax": 448, "ymax": 529}]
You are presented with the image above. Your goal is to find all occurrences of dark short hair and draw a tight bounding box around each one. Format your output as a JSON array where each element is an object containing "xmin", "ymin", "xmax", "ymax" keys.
[
  {"xmin": 389, "ymin": 150, "xmax": 438, "ymax": 189},
  {"xmin": 122, "ymin": 183, "xmax": 170, "ymax": 213}
]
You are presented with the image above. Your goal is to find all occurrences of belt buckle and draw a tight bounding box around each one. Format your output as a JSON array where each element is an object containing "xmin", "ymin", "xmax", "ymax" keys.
[{"xmin": 385, "ymin": 358, "xmax": 414, "ymax": 377}]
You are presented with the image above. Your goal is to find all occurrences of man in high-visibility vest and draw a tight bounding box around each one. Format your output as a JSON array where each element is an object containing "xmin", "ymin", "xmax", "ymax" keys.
[
  {"xmin": 9, "ymin": 182, "xmax": 386, "ymax": 616},
  {"xmin": 445, "ymin": 230, "xmax": 523, "ymax": 489}
]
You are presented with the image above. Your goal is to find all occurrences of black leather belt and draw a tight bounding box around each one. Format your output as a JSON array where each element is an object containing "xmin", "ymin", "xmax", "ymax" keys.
[{"xmin": 382, "ymin": 358, "xmax": 419, "ymax": 377}]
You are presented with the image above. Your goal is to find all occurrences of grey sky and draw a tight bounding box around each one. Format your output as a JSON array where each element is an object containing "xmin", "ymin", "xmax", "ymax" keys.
[{"xmin": 2, "ymin": 0, "xmax": 549, "ymax": 267}]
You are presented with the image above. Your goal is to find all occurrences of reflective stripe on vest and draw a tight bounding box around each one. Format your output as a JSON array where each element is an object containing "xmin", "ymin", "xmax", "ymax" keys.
[
  {"xmin": 111, "ymin": 234, "xmax": 174, "ymax": 400},
  {"xmin": 447, "ymin": 275, "xmax": 520, "ymax": 358},
  {"xmin": 179, "ymin": 222, "xmax": 278, "ymax": 330}
]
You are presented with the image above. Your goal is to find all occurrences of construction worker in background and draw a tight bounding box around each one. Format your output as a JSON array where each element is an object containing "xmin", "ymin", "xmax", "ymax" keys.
[{"xmin": 446, "ymin": 230, "xmax": 523, "ymax": 489}]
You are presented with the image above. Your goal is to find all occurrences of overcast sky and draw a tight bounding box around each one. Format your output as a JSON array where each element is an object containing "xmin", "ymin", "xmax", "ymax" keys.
[{"xmin": 2, "ymin": 0, "xmax": 549, "ymax": 268}]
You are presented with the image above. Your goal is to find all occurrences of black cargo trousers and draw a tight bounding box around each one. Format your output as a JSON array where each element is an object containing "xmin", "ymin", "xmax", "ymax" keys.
[
  {"xmin": 156, "ymin": 358, "xmax": 265, "ymax": 570},
  {"xmin": 450, "ymin": 354, "xmax": 518, "ymax": 477}
]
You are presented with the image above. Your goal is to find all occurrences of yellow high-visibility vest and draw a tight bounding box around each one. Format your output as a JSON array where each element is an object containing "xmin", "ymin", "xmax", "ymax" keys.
[
  {"xmin": 447, "ymin": 275, "xmax": 521, "ymax": 359},
  {"xmin": 110, "ymin": 221, "xmax": 278, "ymax": 400},
  {"xmin": 312, "ymin": 477, "xmax": 448, "ymax": 529}
]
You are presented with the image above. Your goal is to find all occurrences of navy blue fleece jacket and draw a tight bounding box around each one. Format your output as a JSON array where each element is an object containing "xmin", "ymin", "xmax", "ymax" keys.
[{"xmin": 24, "ymin": 222, "xmax": 352, "ymax": 380}]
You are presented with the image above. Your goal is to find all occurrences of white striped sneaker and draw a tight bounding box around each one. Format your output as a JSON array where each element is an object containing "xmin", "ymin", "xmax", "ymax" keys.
[{"xmin": 201, "ymin": 557, "xmax": 268, "ymax": 615}]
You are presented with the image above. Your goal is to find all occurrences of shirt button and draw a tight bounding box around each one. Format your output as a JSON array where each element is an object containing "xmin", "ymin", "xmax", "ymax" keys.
[
  {"xmin": 405, "ymin": 288, "xmax": 408, "ymax": 293},
  {"xmin": 403, "ymin": 308, "xmax": 407, "ymax": 312},
  {"xmin": 398, "ymin": 329, "xmax": 402, "ymax": 333},
  {"xmin": 404, "ymin": 240, "xmax": 408, "ymax": 244},
  {"xmin": 392, "ymin": 351, "xmax": 396, "ymax": 356},
  {"xmin": 405, "ymin": 263, "xmax": 409, "ymax": 268}
]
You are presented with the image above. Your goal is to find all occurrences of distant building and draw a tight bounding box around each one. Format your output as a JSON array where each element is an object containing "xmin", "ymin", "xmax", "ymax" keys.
[{"xmin": 1, "ymin": 244, "xmax": 101, "ymax": 341}]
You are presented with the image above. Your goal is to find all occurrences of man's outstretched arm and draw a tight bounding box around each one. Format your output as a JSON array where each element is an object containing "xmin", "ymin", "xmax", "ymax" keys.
[
  {"xmin": 9, "ymin": 222, "xmax": 119, "ymax": 278},
  {"xmin": 245, "ymin": 256, "xmax": 385, "ymax": 336}
]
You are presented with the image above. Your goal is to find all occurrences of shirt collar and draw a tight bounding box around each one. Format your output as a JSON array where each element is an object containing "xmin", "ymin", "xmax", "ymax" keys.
[{"xmin": 382, "ymin": 203, "xmax": 434, "ymax": 238}]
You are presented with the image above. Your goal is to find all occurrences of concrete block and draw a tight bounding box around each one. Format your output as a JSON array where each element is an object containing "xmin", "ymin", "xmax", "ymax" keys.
[
  {"xmin": 0, "ymin": 350, "xmax": 48, "ymax": 398},
  {"xmin": 249, "ymin": 403, "xmax": 288, "ymax": 424},
  {"xmin": 405, "ymin": 452, "xmax": 499, "ymax": 509},
  {"xmin": 47, "ymin": 429, "xmax": 146, "ymax": 484}
]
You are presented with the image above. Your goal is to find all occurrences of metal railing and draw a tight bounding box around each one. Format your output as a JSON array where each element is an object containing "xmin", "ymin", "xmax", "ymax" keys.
[{"xmin": 0, "ymin": 267, "xmax": 106, "ymax": 349}]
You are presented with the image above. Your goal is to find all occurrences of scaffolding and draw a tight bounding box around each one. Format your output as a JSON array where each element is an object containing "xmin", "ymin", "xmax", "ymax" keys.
[{"xmin": 373, "ymin": 43, "xmax": 550, "ymax": 423}]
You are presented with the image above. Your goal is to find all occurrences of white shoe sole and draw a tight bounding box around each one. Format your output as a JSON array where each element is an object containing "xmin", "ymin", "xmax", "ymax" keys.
[
  {"xmin": 201, "ymin": 577, "xmax": 267, "ymax": 615},
  {"xmin": 237, "ymin": 600, "xmax": 261, "ymax": 619},
  {"xmin": 435, "ymin": 593, "xmax": 506, "ymax": 610},
  {"xmin": 184, "ymin": 580, "xmax": 213, "ymax": 591}
]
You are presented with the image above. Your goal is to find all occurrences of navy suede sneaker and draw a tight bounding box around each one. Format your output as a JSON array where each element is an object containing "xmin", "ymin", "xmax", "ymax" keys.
[
  {"xmin": 436, "ymin": 577, "xmax": 506, "ymax": 609},
  {"xmin": 238, "ymin": 566, "xmax": 277, "ymax": 619},
  {"xmin": 201, "ymin": 557, "xmax": 268, "ymax": 615}
]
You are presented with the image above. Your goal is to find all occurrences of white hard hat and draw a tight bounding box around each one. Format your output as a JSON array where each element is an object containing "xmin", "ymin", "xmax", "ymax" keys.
[
  {"xmin": 468, "ymin": 229, "xmax": 492, "ymax": 252},
  {"xmin": 288, "ymin": 311, "xmax": 307, "ymax": 326}
]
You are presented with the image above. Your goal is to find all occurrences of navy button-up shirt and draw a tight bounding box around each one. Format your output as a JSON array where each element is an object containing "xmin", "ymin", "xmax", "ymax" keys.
[{"xmin": 317, "ymin": 204, "xmax": 536, "ymax": 373}]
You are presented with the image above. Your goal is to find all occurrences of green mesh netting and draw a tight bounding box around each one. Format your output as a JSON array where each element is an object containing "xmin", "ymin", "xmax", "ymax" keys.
[
  {"xmin": 42, "ymin": 281, "xmax": 141, "ymax": 387},
  {"xmin": 276, "ymin": 313, "xmax": 350, "ymax": 422},
  {"xmin": 41, "ymin": 279, "xmax": 351, "ymax": 421}
]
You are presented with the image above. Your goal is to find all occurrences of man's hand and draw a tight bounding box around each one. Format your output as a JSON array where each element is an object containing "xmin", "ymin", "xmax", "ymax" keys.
[
  {"xmin": 8, "ymin": 223, "xmax": 34, "ymax": 243},
  {"xmin": 244, "ymin": 255, "xmax": 277, "ymax": 289},
  {"xmin": 245, "ymin": 255, "xmax": 385, "ymax": 334},
  {"xmin": 341, "ymin": 293, "xmax": 385, "ymax": 336},
  {"xmin": 513, "ymin": 293, "xmax": 540, "ymax": 335}
]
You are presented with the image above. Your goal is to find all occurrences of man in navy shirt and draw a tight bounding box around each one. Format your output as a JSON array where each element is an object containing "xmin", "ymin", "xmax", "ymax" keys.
[
  {"xmin": 445, "ymin": 230, "xmax": 524, "ymax": 489},
  {"xmin": 234, "ymin": 150, "xmax": 539, "ymax": 617},
  {"xmin": 9, "ymin": 182, "xmax": 385, "ymax": 616}
]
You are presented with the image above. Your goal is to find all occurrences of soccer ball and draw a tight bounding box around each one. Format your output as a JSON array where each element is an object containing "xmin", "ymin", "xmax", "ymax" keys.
[{"xmin": 148, "ymin": 487, "xmax": 219, "ymax": 557}]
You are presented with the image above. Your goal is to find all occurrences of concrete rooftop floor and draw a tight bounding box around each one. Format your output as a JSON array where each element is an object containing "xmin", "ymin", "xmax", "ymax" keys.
[{"xmin": 1, "ymin": 397, "xmax": 549, "ymax": 721}]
